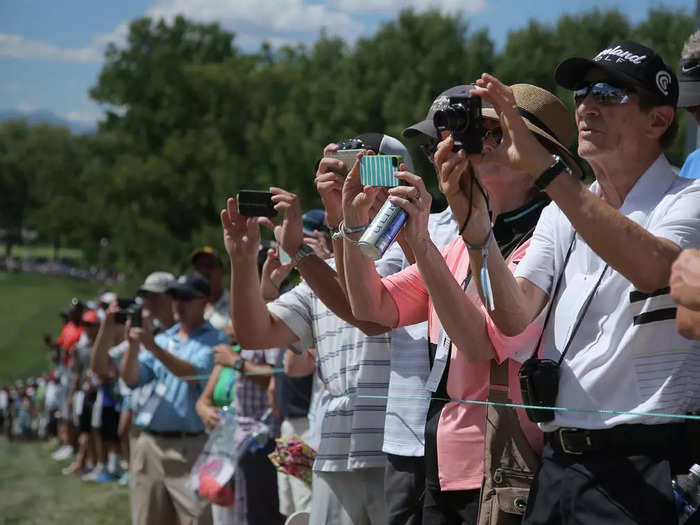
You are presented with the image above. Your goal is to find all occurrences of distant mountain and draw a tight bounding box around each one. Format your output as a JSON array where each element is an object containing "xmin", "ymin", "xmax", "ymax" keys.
[{"xmin": 0, "ymin": 109, "xmax": 97, "ymax": 134}]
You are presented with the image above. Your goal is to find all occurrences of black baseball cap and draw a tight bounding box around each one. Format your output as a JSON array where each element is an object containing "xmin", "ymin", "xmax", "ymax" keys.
[
  {"xmin": 167, "ymin": 273, "xmax": 210, "ymax": 300},
  {"xmin": 555, "ymin": 40, "xmax": 678, "ymax": 108}
]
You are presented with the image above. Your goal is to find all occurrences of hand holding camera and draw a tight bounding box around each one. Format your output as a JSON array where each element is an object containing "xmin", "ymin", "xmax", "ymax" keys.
[
  {"xmin": 386, "ymin": 167, "xmax": 433, "ymax": 251},
  {"xmin": 341, "ymin": 150, "xmax": 383, "ymax": 229},
  {"xmin": 315, "ymin": 143, "xmax": 347, "ymax": 228},
  {"xmin": 470, "ymin": 74, "xmax": 553, "ymax": 178},
  {"xmin": 265, "ymin": 188, "xmax": 304, "ymax": 256},
  {"xmin": 221, "ymin": 196, "xmax": 262, "ymax": 263}
]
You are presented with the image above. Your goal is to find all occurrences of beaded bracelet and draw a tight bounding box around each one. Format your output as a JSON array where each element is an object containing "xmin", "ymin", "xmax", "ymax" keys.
[{"xmin": 331, "ymin": 220, "xmax": 368, "ymax": 245}]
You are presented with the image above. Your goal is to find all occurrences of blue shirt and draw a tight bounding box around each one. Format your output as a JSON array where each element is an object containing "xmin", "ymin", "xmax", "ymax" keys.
[
  {"xmin": 679, "ymin": 149, "xmax": 700, "ymax": 179},
  {"xmin": 135, "ymin": 320, "xmax": 228, "ymax": 432}
]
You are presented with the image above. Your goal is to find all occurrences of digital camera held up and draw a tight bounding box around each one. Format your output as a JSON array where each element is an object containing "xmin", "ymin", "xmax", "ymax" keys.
[
  {"xmin": 114, "ymin": 297, "xmax": 143, "ymax": 327},
  {"xmin": 432, "ymin": 85, "xmax": 483, "ymax": 154}
]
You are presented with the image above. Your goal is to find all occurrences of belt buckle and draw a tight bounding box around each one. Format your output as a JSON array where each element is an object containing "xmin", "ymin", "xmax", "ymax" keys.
[{"xmin": 558, "ymin": 427, "xmax": 588, "ymax": 455}]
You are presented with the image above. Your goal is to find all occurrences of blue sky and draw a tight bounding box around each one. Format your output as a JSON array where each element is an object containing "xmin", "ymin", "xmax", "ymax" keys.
[{"xmin": 0, "ymin": 0, "xmax": 693, "ymax": 127}]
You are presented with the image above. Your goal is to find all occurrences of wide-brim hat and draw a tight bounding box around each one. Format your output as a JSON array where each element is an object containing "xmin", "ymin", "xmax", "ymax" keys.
[{"xmin": 482, "ymin": 83, "xmax": 584, "ymax": 179}]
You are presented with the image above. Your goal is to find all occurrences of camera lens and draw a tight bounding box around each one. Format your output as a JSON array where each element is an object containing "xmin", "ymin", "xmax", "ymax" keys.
[{"xmin": 433, "ymin": 104, "xmax": 469, "ymax": 132}]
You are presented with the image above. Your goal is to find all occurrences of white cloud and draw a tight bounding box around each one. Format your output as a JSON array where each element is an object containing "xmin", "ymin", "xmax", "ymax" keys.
[
  {"xmin": 333, "ymin": 0, "xmax": 486, "ymax": 15},
  {"xmin": 0, "ymin": 33, "xmax": 103, "ymax": 63},
  {"xmin": 17, "ymin": 102, "xmax": 38, "ymax": 113},
  {"xmin": 63, "ymin": 109, "xmax": 102, "ymax": 124}
]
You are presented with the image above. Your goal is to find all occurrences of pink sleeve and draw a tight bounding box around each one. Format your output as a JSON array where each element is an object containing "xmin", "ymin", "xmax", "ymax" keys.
[
  {"xmin": 383, "ymin": 263, "xmax": 430, "ymax": 328},
  {"xmin": 486, "ymin": 239, "xmax": 544, "ymax": 363}
]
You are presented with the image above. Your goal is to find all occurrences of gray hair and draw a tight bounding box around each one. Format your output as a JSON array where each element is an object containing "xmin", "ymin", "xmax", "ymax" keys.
[{"xmin": 682, "ymin": 30, "xmax": 700, "ymax": 59}]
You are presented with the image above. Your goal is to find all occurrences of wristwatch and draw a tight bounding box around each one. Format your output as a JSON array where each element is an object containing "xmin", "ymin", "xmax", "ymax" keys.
[
  {"xmin": 232, "ymin": 357, "xmax": 246, "ymax": 372},
  {"xmin": 291, "ymin": 244, "xmax": 315, "ymax": 267},
  {"xmin": 534, "ymin": 155, "xmax": 572, "ymax": 190}
]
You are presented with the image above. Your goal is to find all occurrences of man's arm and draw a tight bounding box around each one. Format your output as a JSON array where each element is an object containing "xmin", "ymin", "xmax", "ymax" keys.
[
  {"xmin": 269, "ymin": 186, "xmax": 391, "ymax": 336},
  {"xmin": 90, "ymin": 304, "xmax": 120, "ymax": 380},
  {"xmin": 223, "ymin": 198, "xmax": 301, "ymax": 350},
  {"xmin": 119, "ymin": 333, "xmax": 142, "ymax": 387}
]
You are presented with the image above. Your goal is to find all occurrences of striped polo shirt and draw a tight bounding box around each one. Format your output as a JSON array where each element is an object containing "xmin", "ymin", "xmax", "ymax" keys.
[{"xmin": 268, "ymin": 257, "xmax": 399, "ymax": 472}]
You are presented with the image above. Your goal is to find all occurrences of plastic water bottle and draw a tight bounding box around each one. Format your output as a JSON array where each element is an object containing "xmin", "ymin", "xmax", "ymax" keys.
[{"xmin": 673, "ymin": 464, "xmax": 700, "ymax": 524}]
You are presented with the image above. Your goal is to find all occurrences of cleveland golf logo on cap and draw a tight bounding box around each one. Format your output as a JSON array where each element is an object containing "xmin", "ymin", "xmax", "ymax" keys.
[
  {"xmin": 594, "ymin": 45, "xmax": 647, "ymax": 65},
  {"xmin": 656, "ymin": 71, "xmax": 672, "ymax": 96},
  {"xmin": 430, "ymin": 96, "xmax": 450, "ymax": 113}
]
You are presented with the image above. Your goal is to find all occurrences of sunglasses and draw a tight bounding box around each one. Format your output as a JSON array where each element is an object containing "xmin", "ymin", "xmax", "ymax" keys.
[
  {"xmin": 419, "ymin": 126, "xmax": 504, "ymax": 159},
  {"xmin": 573, "ymin": 82, "xmax": 633, "ymax": 106}
]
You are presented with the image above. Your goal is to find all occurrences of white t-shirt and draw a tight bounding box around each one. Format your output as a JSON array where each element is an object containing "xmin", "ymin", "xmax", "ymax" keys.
[
  {"xmin": 514, "ymin": 155, "xmax": 700, "ymax": 430},
  {"xmin": 267, "ymin": 256, "xmax": 397, "ymax": 472}
]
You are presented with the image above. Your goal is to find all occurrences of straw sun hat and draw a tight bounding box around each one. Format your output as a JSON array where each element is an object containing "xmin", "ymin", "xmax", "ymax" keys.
[{"xmin": 481, "ymin": 83, "xmax": 584, "ymax": 179}]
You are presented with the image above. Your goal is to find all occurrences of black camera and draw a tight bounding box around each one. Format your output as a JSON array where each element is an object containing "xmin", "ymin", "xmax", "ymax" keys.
[
  {"xmin": 115, "ymin": 298, "xmax": 142, "ymax": 326},
  {"xmin": 432, "ymin": 89, "xmax": 483, "ymax": 154},
  {"xmin": 518, "ymin": 357, "xmax": 560, "ymax": 423}
]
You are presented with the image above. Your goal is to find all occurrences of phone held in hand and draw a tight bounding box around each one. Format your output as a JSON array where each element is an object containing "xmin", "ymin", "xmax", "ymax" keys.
[
  {"xmin": 360, "ymin": 155, "xmax": 402, "ymax": 187},
  {"xmin": 326, "ymin": 149, "xmax": 366, "ymax": 176},
  {"xmin": 237, "ymin": 190, "xmax": 277, "ymax": 217}
]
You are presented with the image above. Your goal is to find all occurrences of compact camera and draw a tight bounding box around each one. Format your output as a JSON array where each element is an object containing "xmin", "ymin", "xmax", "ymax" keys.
[
  {"xmin": 518, "ymin": 357, "xmax": 560, "ymax": 423},
  {"xmin": 432, "ymin": 91, "xmax": 483, "ymax": 154},
  {"xmin": 115, "ymin": 297, "xmax": 143, "ymax": 327}
]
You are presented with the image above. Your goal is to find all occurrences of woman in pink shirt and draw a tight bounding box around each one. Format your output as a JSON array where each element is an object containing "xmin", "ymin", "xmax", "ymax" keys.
[{"xmin": 339, "ymin": 84, "xmax": 582, "ymax": 523}]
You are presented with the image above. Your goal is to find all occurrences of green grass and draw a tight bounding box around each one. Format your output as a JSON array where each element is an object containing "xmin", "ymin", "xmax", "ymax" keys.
[
  {"xmin": 10, "ymin": 245, "xmax": 83, "ymax": 262},
  {"xmin": 0, "ymin": 438, "xmax": 130, "ymax": 524},
  {"xmin": 0, "ymin": 273, "xmax": 102, "ymax": 382}
]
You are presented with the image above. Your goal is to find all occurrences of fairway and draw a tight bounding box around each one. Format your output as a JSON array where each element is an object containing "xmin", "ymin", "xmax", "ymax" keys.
[
  {"xmin": 0, "ymin": 273, "xmax": 102, "ymax": 382},
  {"xmin": 0, "ymin": 438, "xmax": 131, "ymax": 524}
]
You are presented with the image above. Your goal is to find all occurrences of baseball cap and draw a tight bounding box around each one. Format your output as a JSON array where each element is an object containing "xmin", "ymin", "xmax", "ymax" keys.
[
  {"xmin": 351, "ymin": 132, "xmax": 415, "ymax": 172},
  {"xmin": 555, "ymin": 40, "xmax": 678, "ymax": 107},
  {"xmin": 302, "ymin": 209, "xmax": 327, "ymax": 236},
  {"xmin": 678, "ymin": 55, "xmax": 700, "ymax": 108},
  {"xmin": 167, "ymin": 273, "xmax": 210, "ymax": 300},
  {"xmin": 403, "ymin": 85, "xmax": 493, "ymax": 140},
  {"xmin": 138, "ymin": 271, "xmax": 175, "ymax": 295},
  {"xmin": 190, "ymin": 246, "xmax": 223, "ymax": 268},
  {"xmin": 99, "ymin": 291, "xmax": 117, "ymax": 305},
  {"xmin": 81, "ymin": 310, "xmax": 99, "ymax": 325}
]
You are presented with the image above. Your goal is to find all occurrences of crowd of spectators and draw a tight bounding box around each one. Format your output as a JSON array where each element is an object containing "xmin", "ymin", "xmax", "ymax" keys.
[{"xmin": 3, "ymin": 33, "xmax": 700, "ymax": 525}]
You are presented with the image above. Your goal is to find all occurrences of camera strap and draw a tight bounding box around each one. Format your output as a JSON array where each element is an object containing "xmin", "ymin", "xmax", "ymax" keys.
[{"xmin": 529, "ymin": 234, "xmax": 609, "ymax": 364}]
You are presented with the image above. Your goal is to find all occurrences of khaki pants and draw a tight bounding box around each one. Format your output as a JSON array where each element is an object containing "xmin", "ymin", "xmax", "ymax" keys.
[{"xmin": 130, "ymin": 431, "xmax": 212, "ymax": 525}]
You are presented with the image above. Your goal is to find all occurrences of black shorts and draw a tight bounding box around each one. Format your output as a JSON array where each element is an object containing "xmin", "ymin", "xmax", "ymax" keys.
[
  {"xmin": 78, "ymin": 398, "xmax": 94, "ymax": 433},
  {"xmin": 99, "ymin": 405, "xmax": 120, "ymax": 442}
]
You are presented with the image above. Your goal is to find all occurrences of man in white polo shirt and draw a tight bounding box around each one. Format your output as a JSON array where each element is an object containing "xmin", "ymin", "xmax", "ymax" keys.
[{"xmin": 443, "ymin": 41, "xmax": 700, "ymax": 524}]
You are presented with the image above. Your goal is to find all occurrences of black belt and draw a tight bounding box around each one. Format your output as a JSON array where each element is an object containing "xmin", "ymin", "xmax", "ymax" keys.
[
  {"xmin": 145, "ymin": 429, "xmax": 204, "ymax": 439},
  {"xmin": 545, "ymin": 423, "xmax": 686, "ymax": 456}
]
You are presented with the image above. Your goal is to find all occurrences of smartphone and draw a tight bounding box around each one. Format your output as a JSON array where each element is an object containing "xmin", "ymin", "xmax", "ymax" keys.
[
  {"xmin": 326, "ymin": 149, "xmax": 366, "ymax": 176},
  {"xmin": 360, "ymin": 155, "xmax": 402, "ymax": 187},
  {"xmin": 237, "ymin": 190, "xmax": 277, "ymax": 217}
]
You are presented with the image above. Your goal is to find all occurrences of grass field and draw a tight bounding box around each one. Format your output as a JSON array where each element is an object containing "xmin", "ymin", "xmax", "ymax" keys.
[
  {"xmin": 0, "ymin": 438, "xmax": 130, "ymax": 524},
  {"xmin": 0, "ymin": 273, "xmax": 102, "ymax": 382},
  {"xmin": 9, "ymin": 245, "xmax": 84, "ymax": 262}
]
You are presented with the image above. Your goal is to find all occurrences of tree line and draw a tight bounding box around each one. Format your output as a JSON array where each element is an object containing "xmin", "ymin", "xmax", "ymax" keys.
[{"xmin": 0, "ymin": 7, "xmax": 693, "ymax": 283}]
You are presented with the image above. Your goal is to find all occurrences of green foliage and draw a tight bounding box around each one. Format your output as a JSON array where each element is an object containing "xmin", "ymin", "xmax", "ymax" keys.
[{"xmin": 1, "ymin": 7, "xmax": 694, "ymax": 279}]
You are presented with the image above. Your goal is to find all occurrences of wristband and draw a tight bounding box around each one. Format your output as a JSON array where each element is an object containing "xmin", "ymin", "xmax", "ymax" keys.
[
  {"xmin": 534, "ymin": 155, "xmax": 571, "ymax": 191},
  {"xmin": 464, "ymin": 229, "xmax": 496, "ymax": 311},
  {"xmin": 291, "ymin": 244, "xmax": 315, "ymax": 267},
  {"xmin": 331, "ymin": 220, "xmax": 368, "ymax": 245}
]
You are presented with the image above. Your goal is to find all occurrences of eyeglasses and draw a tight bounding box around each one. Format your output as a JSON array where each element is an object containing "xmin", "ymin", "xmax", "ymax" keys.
[
  {"xmin": 573, "ymin": 82, "xmax": 632, "ymax": 106},
  {"xmin": 419, "ymin": 139, "xmax": 440, "ymax": 159},
  {"xmin": 481, "ymin": 126, "xmax": 503, "ymax": 145}
]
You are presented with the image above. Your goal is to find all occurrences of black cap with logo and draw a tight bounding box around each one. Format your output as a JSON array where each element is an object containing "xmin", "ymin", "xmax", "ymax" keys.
[{"xmin": 555, "ymin": 40, "xmax": 678, "ymax": 108}]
